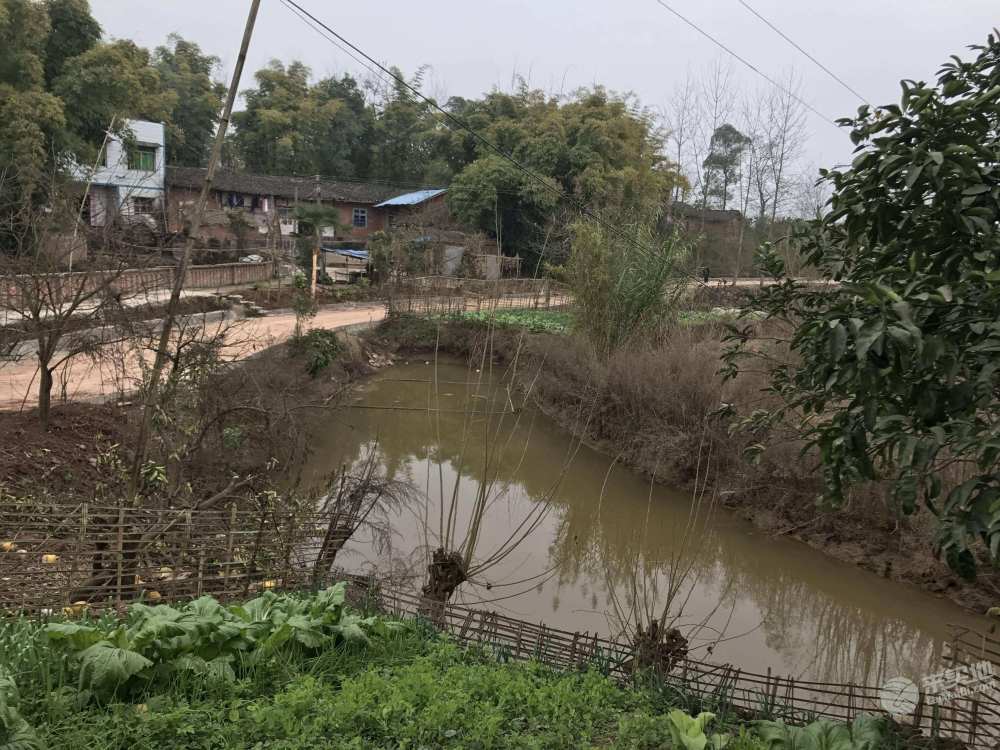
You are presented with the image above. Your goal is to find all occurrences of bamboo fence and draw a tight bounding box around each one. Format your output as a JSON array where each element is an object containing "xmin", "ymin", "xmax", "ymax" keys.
[
  {"xmin": 384, "ymin": 276, "xmax": 570, "ymax": 317},
  {"xmin": 364, "ymin": 584, "xmax": 1000, "ymax": 749},
  {"xmin": 0, "ymin": 501, "xmax": 360, "ymax": 612},
  {"xmin": 2, "ymin": 503, "xmax": 999, "ymax": 746}
]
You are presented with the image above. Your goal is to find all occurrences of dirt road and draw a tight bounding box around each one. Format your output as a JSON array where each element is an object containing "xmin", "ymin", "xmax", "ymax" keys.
[{"xmin": 0, "ymin": 304, "xmax": 386, "ymax": 411}]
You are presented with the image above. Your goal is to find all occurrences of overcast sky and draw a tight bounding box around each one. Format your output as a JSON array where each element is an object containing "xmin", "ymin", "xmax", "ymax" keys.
[{"xmin": 90, "ymin": 0, "xmax": 998, "ymax": 173}]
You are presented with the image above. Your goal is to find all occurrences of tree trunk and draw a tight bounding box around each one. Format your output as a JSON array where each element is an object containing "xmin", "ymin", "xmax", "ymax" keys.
[
  {"xmin": 38, "ymin": 366, "xmax": 53, "ymax": 430},
  {"xmin": 418, "ymin": 548, "xmax": 467, "ymax": 623}
]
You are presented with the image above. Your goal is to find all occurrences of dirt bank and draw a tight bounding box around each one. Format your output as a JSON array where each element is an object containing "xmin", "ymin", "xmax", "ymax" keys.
[
  {"xmin": 1, "ymin": 326, "xmax": 380, "ymax": 501},
  {"xmin": 366, "ymin": 314, "xmax": 998, "ymax": 615}
]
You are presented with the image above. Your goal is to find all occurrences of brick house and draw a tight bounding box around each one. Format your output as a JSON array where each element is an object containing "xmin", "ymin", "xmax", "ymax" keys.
[{"xmin": 165, "ymin": 167, "xmax": 410, "ymax": 247}]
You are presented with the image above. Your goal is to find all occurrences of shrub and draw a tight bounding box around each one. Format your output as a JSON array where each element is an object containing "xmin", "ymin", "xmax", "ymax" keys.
[
  {"xmin": 568, "ymin": 219, "xmax": 689, "ymax": 355},
  {"xmin": 289, "ymin": 328, "xmax": 343, "ymax": 377}
]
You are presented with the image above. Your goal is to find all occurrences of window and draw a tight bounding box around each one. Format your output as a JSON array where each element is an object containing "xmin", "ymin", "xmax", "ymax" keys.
[
  {"xmin": 128, "ymin": 145, "xmax": 157, "ymax": 172},
  {"xmin": 352, "ymin": 207, "xmax": 368, "ymax": 228},
  {"xmin": 132, "ymin": 197, "xmax": 155, "ymax": 215}
]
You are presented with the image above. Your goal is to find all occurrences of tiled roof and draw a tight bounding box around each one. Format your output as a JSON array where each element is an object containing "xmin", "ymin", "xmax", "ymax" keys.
[{"xmin": 166, "ymin": 166, "xmax": 405, "ymax": 205}]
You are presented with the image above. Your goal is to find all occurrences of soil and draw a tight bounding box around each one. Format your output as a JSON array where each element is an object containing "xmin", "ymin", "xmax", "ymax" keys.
[
  {"xmin": 366, "ymin": 315, "xmax": 1000, "ymax": 615},
  {"xmin": 0, "ymin": 403, "xmax": 131, "ymax": 495}
]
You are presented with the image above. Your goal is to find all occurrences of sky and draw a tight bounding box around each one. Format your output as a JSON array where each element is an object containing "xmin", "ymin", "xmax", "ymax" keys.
[{"xmin": 90, "ymin": 0, "xmax": 998, "ymax": 173}]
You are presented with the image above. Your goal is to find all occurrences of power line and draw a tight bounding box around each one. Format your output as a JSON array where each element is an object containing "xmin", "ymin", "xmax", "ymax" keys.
[
  {"xmin": 277, "ymin": 0, "xmax": 705, "ymax": 283},
  {"xmin": 737, "ymin": 0, "xmax": 872, "ymax": 106},
  {"xmin": 649, "ymin": 0, "xmax": 840, "ymax": 129}
]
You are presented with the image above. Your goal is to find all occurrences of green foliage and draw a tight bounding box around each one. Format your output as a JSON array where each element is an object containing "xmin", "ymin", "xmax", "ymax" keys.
[
  {"xmin": 723, "ymin": 32, "xmax": 1000, "ymax": 576},
  {"xmin": 447, "ymin": 155, "xmax": 561, "ymax": 272},
  {"xmin": 245, "ymin": 644, "xmax": 643, "ymax": 748},
  {"xmin": 3, "ymin": 597, "xmax": 903, "ymax": 750},
  {"xmin": 754, "ymin": 715, "xmax": 889, "ymax": 750},
  {"xmin": 703, "ymin": 123, "xmax": 750, "ymax": 210},
  {"xmin": 231, "ymin": 61, "xmax": 374, "ymax": 178},
  {"xmin": 42, "ymin": 0, "xmax": 101, "ymax": 88},
  {"xmin": 569, "ymin": 219, "xmax": 689, "ymax": 355},
  {"xmin": 448, "ymin": 309, "xmax": 571, "ymax": 334},
  {"xmin": 44, "ymin": 584, "xmax": 380, "ymax": 702},
  {"xmin": 289, "ymin": 328, "xmax": 343, "ymax": 377},
  {"xmin": 446, "ymin": 86, "xmax": 684, "ymax": 268},
  {"xmin": 153, "ymin": 34, "xmax": 225, "ymax": 168},
  {"xmin": 0, "ymin": 669, "xmax": 42, "ymax": 750},
  {"xmin": 52, "ymin": 39, "xmax": 174, "ymax": 161}
]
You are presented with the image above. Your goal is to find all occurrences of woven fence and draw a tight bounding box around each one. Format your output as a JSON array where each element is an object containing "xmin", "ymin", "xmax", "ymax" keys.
[
  {"xmin": 384, "ymin": 276, "xmax": 570, "ymax": 317},
  {"xmin": 361, "ymin": 584, "xmax": 1000, "ymax": 749},
  {"xmin": 2, "ymin": 503, "xmax": 999, "ymax": 747},
  {"xmin": 0, "ymin": 501, "xmax": 363, "ymax": 613}
]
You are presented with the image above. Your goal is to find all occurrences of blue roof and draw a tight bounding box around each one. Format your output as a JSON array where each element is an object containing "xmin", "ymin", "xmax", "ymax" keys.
[
  {"xmin": 322, "ymin": 246, "xmax": 368, "ymax": 260},
  {"xmin": 375, "ymin": 188, "xmax": 447, "ymax": 207}
]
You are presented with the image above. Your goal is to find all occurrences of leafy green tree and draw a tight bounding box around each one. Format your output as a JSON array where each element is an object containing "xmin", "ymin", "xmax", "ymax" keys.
[
  {"xmin": 43, "ymin": 0, "xmax": 101, "ymax": 87},
  {"xmin": 53, "ymin": 39, "xmax": 174, "ymax": 160},
  {"xmin": 368, "ymin": 67, "xmax": 438, "ymax": 184},
  {"xmin": 446, "ymin": 86, "xmax": 682, "ymax": 267},
  {"xmin": 0, "ymin": 0, "xmax": 64, "ymax": 196},
  {"xmin": 231, "ymin": 60, "xmax": 311, "ymax": 173},
  {"xmin": 447, "ymin": 156, "xmax": 559, "ymax": 273},
  {"xmin": 723, "ymin": 32, "xmax": 1000, "ymax": 578},
  {"xmin": 231, "ymin": 61, "xmax": 375, "ymax": 178},
  {"xmin": 154, "ymin": 34, "xmax": 225, "ymax": 168},
  {"xmin": 702, "ymin": 123, "xmax": 749, "ymax": 210}
]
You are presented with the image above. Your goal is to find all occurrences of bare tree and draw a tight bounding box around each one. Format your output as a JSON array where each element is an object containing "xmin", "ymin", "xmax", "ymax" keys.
[
  {"xmin": 792, "ymin": 164, "xmax": 832, "ymax": 219},
  {"xmin": 0, "ymin": 170, "xmax": 145, "ymax": 428},
  {"xmin": 663, "ymin": 70, "xmax": 700, "ymax": 206},
  {"xmin": 694, "ymin": 60, "xmax": 736, "ymax": 213},
  {"xmin": 764, "ymin": 70, "xmax": 808, "ymax": 227}
]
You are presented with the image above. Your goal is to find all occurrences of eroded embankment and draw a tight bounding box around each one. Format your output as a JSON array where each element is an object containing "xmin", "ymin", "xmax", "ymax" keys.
[{"xmin": 364, "ymin": 314, "xmax": 999, "ymax": 614}]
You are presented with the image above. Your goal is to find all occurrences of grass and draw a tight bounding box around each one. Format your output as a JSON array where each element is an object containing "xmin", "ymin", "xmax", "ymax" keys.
[{"xmin": 0, "ymin": 587, "xmax": 930, "ymax": 749}]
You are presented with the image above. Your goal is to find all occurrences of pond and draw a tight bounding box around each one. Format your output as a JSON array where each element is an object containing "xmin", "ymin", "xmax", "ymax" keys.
[{"xmin": 302, "ymin": 358, "xmax": 987, "ymax": 686}]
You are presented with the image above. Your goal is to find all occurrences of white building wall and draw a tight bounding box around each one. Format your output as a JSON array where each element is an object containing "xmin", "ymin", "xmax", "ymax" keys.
[{"xmin": 84, "ymin": 119, "xmax": 166, "ymax": 225}]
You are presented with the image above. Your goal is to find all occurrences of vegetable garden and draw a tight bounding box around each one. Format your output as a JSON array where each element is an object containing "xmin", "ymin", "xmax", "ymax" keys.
[{"xmin": 0, "ymin": 584, "xmax": 978, "ymax": 749}]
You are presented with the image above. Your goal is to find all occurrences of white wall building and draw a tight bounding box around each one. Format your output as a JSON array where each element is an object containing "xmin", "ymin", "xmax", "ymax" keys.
[{"xmin": 83, "ymin": 119, "xmax": 166, "ymax": 227}]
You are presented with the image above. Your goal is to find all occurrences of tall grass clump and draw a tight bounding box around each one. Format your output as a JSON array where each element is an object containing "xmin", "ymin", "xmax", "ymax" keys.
[{"xmin": 567, "ymin": 219, "xmax": 689, "ymax": 356}]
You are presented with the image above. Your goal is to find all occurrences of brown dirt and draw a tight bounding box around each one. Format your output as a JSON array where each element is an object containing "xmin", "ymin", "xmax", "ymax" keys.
[
  {"xmin": 0, "ymin": 403, "xmax": 131, "ymax": 495},
  {"xmin": 368, "ymin": 315, "xmax": 1000, "ymax": 615}
]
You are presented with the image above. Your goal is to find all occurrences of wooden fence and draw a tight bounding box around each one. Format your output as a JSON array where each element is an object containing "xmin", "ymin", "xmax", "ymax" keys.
[
  {"xmin": 0, "ymin": 502, "xmax": 360, "ymax": 613},
  {"xmin": 385, "ymin": 276, "xmax": 570, "ymax": 317},
  {"xmin": 2, "ymin": 502, "xmax": 999, "ymax": 746}
]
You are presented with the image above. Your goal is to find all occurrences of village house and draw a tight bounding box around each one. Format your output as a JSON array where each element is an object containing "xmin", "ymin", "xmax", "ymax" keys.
[
  {"xmin": 80, "ymin": 119, "xmax": 166, "ymax": 228},
  {"xmin": 164, "ymin": 167, "xmax": 420, "ymax": 247},
  {"xmin": 375, "ymin": 188, "xmax": 449, "ymax": 228}
]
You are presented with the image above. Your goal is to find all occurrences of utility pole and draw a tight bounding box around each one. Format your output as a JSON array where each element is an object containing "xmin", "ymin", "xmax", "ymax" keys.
[
  {"xmin": 311, "ymin": 173, "xmax": 321, "ymax": 298},
  {"xmin": 129, "ymin": 0, "xmax": 261, "ymax": 494}
]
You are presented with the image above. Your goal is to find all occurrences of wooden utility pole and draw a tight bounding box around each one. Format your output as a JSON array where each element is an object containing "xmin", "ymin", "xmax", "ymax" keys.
[
  {"xmin": 128, "ymin": 0, "xmax": 262, "ymax": 493},
  {"xmin": 311, "ymin": 173, "xmax": 321, "ymax": 298}
]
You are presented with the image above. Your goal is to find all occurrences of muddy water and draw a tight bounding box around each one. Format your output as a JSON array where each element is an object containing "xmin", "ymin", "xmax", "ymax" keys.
[{"xmin": 303, "ymin": 359, "xmax": 988, "ymax": 685}]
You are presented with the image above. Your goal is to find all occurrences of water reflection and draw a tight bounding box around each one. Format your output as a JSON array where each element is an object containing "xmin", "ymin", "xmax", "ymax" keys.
[{"xmin": 302, "ymin": 360, "xmax": 987, "ymax": 685}]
